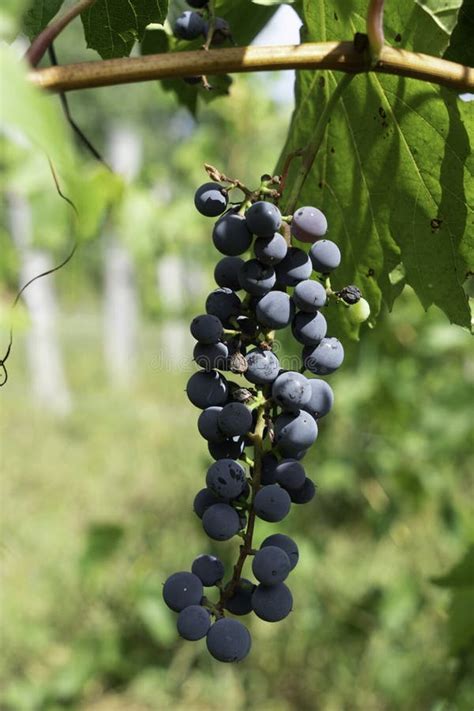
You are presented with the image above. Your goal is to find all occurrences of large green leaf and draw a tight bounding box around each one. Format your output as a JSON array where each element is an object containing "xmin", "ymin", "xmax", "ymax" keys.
[
  {"xmin": 279, "ymin": 0, "xmax": 473, "ymax": 337},
  {"xmin": 444, "ymin": 0, "xmax": 474, "ymax": 66},
  {"xmin": 22, "ymin": 0, "xmax": 65, "ymax": 39},
  {"xmin": 81, "ymin": 0, "xmax": 168, "ymax": 58}
]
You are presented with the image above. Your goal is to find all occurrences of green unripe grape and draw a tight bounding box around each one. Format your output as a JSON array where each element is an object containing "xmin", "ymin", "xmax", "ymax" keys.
[{"xmin": 348, "ymin": 297, "xmax": 370, "ymax": 324}]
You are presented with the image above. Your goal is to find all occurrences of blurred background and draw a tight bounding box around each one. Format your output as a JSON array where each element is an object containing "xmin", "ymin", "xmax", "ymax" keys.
[{"xmin": 1, "ymin": 5, "xmax": 473, "ymax": 711}]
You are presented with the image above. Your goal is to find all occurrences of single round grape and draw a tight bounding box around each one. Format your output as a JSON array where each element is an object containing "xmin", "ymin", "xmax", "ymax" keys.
[
  {"xmin": 274, "ymin": 411, "xmax": 318, "ymax": 451},
  {"xmin": 245, "ymin": 201, "xmax": 282, "ymax": 237},
  {"xmin": 309, "ymin": 239, "xmax": 341, "ymax": 272},
  {"xmin": 190, "ymin": 314, "xmax": 223, "ymax": 344},
  {"xmin": 205, "ymin": 288, "xmax": 241, "ymax": 323},
  {"xmin": 245, "ymin": 348, "xmax": 280, "ymax": 385},
  {"xmin": 254, "ymin": 233, "xmax": 288, "ymax": 265},
  {"xmin": 177, "ymin": 605, "xmax": 211, "ymax": 641},
  {"xmin": 186, "ymin": 370, "xmax": 229, "ymax": 409},
  {"xmin": 225, "ymin": 578, "xmax": 255, "ymax": 615},
  {"xmin": 202, "ymin": 503, "xmax": 241, "ymax": 540},
  {"xmin": 206, "ymin": 618, "xmax": 252, "ymax": 662},
  {"xmin": 303, "ymin": 337, "xmax": 345, "ymax": 375},
  {"xmin": 256, "ymin": 291, "xmax": 294, "ymax": 330},
  {"xmin": 217, "ymin": 402, "xmax": 253, "ymax": 437},
  {"xmin": 271, "ymin": 371, "xmax": 312, "ymax": 412},
  {"xmin": 197, "ymin": 406, "xmax": 225, "ymax": 442},
  {"xmin": 212, "ymin": 212, "xmax": 253, "ymax": 256},
  {"xmin": 238, "ymin": 259, "xmax": 276, "ymax": 296},
  {"xmin": 254, "ymin": 484, "xmax": 291, "ymax": 522},
  {"xmin": 293, "ymin": 280, "xmax": 327, "ymax": 312},
  {"xmin": 289, "ymin": 477, "xmax": 316, "ymax": 504},
  {"xmin": 291, "ymin": 311, "xmax": 327, "ymax": 346},
  {"xmin": 214, "ymin": 256, "xmax": 245, "ymax": 291},
  {"xmin": 206, "ymin": 459, "xmax": 246, "ymax": 499},
  {"xmin": 278, "ymin": 445, "xmax": 308, "ymax": 461},
  {"xmin": 276, "ymin": 247, "xmax": 312, "ymax": 287},
  {"xmin": 260, "ymin": 453, "xmax": 278, "ymax": 485},
  {"xmin": 234, "ymin": 314, "xmax": 258, "ymax": 337},
  {"xmin": 192, "ymin": 554, "xmax": 225, "ymax": 586},
  {"xmin": 162, "ymin": 571, "xmax": 203, "ymax": 612},
  {"xmin": 291, "ymin": 206, "xmax": 328, "ymax": 243},
  {"xmin": 261, "ymin": 533, "xmax": 299, "ymax": 570},
  {"xmin": 274, "ymin": 459, "xmax": 306, "ymax": 490},
  {"xmin": 174, "ymin": 11, "xmax": 207, "ymax": 41},
  {"xmin": 193, "ymin": 488, "xmax": 223, "ymax": 518},
  {"xmin": 208, "ymin": 437, "xmax": 245, "ymax": 461},
  {"xmin": 208, "ymin": 17, "xmax": 231, "ymax": 44},
  {"xmin": 348, "ymin": 297, "xmax": 371, "ymax": 324},
  {"xmin": 252, "ymin": 546, "xmax": 291, "ymax": 586},
  {"xmin": 193, "ymin": 341, "xmax": 229, "ymax": 371},
  {"xmin": 251, "ymin": 582, "xmax": 293, "ymax": 622},
  {"xmin": 302, "ymin": 378, "xmax": 334, "ymax": 419}
]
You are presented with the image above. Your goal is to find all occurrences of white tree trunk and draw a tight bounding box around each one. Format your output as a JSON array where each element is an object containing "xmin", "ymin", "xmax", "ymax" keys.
[
  {"xmin": 8, "ymin": 193, "xmax": 72, "ymax": 415},
  {"xmin": 102, "ymin": 126, "xmax": 141, "ymax": 386}
]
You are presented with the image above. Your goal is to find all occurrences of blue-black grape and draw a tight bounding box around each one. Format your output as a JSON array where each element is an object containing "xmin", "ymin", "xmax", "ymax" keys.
[
  {"xmin": 278, "ymin": 446, "xmax": 308, "ymax": 461},
  {"xmin": 217, "ymin": 402, "xmax": 253, "ymax": 437},
  {"xmin": 289, "ymin": 477, "xmax": 316, "ymax": 504},
  {"xmin": 186, "ymin": 370, "xmax": 229, "ymax": 409},
  {"xmin": 208, "ymin": 437, "xmax": 245, "ymax": 461},
  {"xmin": 245, "ymin": 201, "xmax": 281, "ymax": 237},
  {"xmin": 192, "ymin": 554, "xmax": 225, "ymax": 586},
  {"xmin": 212, "ymin": 212, "xmax": 253, "ymax": 256},
  {"xmin": 251, "ymin": 582, "xmax": 293, "ymax": 622},
  {"xmin": 177, "ymin": 605, "xmax": 211, "ymax": 640},
  {"xmin": 293, "ymin": 280, "xmax": 327, "ymax": 312},
  {"xmin": 254, "ymin": 233, "xmax": 288, "ymax": 265},
  {"xmin": 252, "ymin": 545, "xmax": 291, "ymax": 585},
  {"xmin": 303, "ymin": 337, "xmax": 344, "ymax": 375},
  {"xmin": 271, "ymin": 371, "xmax": 311, "ymax": 412},
  {"xmin": 245, "ymin": 348, "xmax": 280, "ymax": 385},
  {"xmin": 309, "ymin": 239, "xmax": 341, "ymax": 273},
  {"xmin": 238, "ymin": 259, "xmax": 276, "ymax": 296},
  {"xmin": 190, "ymin": 314, "xmax": 224, "ymax": 344},
  {"xmin": 206, "ymin": 618, "xmax": 252, "ymax": 662},
  {"xmin": 206, "ymin": 287, "xmax": 241, "ymax": 322},
  {"xmin": 202, "ymin": 503, "xmax": 241, "ymax": 540},
  {"xmin": 274, "ymin": 411, "xmax": 318, "ymax": 451},
  {"xmin": 206, "ymin": 459, "xmax": 246, "ymax": 499},
  {"xmin": 302, "ymin": 378, "xmax": 334, "ymax": 419},
  {"xmin": 214, "ymin": 256, "xmax": 244, "ymax": 291},
  {"xmin": 174, "ymin": 11, "xmax": 207, "ymax": 41},
  {"xmin": 197, "ymin": 406, "xmax": 225, "ymax": 442},
  {"xmin": 163, "ymin": 571, "xmax": 203, "ymax": 612},
  {"xmin": 256, "ymin": 291, "xmax": 294, "ymax": 330},
  {"xmin": 225, "ymin": 578, "xmax": 256, "ymax": 615},
  {"xmin": 193, "ymin": 487, "xmax": 223, "ymax": 518},
  {"xmin": 276, "ymin": 247, "xmax": 312, "ymax": 286},
  {"xmin": 274, "ymin": 459, "xmax": 306, "ymax": 490},
  {"xmin": 291, "ymin": 311, "xmax": 327, "ymax": 346},
  {"xmin": 260, "ymin": 453, "xmax": 278, "ymax": 485},
  {"xmin": 254, "ymin": 484, "xmax": 291, "ymax": 522},
  {"xmin": 291, "ymin": 206, "xmax": 327, "ymax": 243},
  {"xmin": 261, "ymin": 533, "xmax": 299, "ymax": 570},
  {"xmin": 194, "ymin": 342, "xmax": 229, "ymax": 370}
]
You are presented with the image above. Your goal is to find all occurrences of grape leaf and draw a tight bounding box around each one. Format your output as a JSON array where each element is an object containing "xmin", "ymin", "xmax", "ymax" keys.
[
  {"xmin": 278, "ymin": 0, "xmax": 473, "ymax": 338},
  {"xmin": 22, "ymin": 0, "xmax": 65, "ymax": 39},
  {"xmin": 432, "ymin": 547, "xmax": 474, "ymax": 654},
  {"xmin": 81, "ymin": 0, "xmax": 168, "ymax": 59},
  {"xmin": 444, "ymin": 0, "xmax": 474, "ymax": 66}
]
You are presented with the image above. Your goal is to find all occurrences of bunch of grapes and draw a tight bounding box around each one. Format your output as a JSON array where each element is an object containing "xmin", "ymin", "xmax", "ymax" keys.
[{"xmin": 162, "ymin": 169, "xmax": 367, "ymax": 663}]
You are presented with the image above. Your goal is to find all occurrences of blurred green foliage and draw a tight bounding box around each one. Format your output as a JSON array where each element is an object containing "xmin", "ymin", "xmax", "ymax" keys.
[{"xmin": 1, "ymin": 288, "xmax": 473, "ymax": 711}]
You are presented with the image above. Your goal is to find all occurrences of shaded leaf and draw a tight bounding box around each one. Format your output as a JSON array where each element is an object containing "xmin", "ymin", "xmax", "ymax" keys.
[
  {"xmin": 81, "ymin": 0, "xmax": 168, "ymax": 59},
  {"xmin": 444, "ymin": 0, "xmax": 474, "ymax": 66},
  {"xmin": 79, "ymin": 523, "xmax": 125, "ymax": 571},
  {"xmin": 278, "ymin": 0, "xmax": 472, "ymax": 338},
  {"xmin": 433, "ymin": 546, "xmax": 474, "ymax": 587},
  {"xmin": 22, "ymin": 0, "xmax": 65, "ymax": 39}
]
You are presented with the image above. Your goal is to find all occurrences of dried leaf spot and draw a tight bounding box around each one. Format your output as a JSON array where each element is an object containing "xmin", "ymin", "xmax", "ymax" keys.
[
  {"xmin": 395, "ymin": 33, "xmax": 402, "ymax": 42},
  {"xmin": 367, "ymin": 268, "xmax": 375, "ymax": 277},
  {"xmin": 379, "ymin": 107, "xmax": 387, "ymax": 119},
  {"xmin": 431, "ymin": 218, "xmax": 443, "ymax": 231}
]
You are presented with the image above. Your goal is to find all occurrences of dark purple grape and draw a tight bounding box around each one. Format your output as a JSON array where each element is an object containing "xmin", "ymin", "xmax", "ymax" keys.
[
  {"xmin": 208, "ymin": 437, "xmax": 245, "ymax": 460},
  {"xmin": 256, "ymin": 291, "xmax": 294, "ymax": 330},
  {"xmin": 254, "ymin": 233, "xmax": 288, "ymax": 265},
  {"xmin": 292, "ymin": 311, "xmax": 327, "ymax": 346},
  {"xmin": 245, "ymin": 348, "xmax": 280, "ymax": 385},
  {"xmin": 206, "ymin": 459, "xmax": 246, "ymax": 499},
  {"xmin": 217, "ymin": 402, "xmax": 253, "ymax": 437},
  {"xmin": 205, "ymin": 287, "xmax": 241, "ymax": 323},
  {"xmin": 245, "ymin": 201, "xmax": 281, "ymax": 237},
  {"xmin": 261, "ymin": 533, "xmax": 299, "ymax": 570},
  {"xmin": 225, "ymin": 578, "xmax": 255, "ymax": 615},
  {"xmin": 193, "ymin": 488, "xmax": 223, "ymax": 518},
  {"xmin": 194, "ymin": 181, "xmax": 227, "ymax": 216},
  {"xmin": 303, "ymin": 337, "xmax": 344, "ymax": 375},
  {"xmin": 289, "ymin": 477, "xmax": 316, "ymax": 504},
  {"xmin": 206, "ymin": 618, "xmax": 251, "ymax": 662},
  {"xmin": 293, "ymin": 280, "xmax": 327, "ymax": 312},
  {"xmin": 302, "ymin": 379, "xmax": 334, "ymax": 419},
  {"xmin": 276, "ymin": 247, "xmax": 312, "ymax": 287},
  {"xmin": 163, "ymin": 571, "xmax": 203, "ymax": 612},
  {"xmin": 274, "ymin": 411, "xmax": 318, "ymax": 451},
  {"xmin": 190, "ymin": 314, "xmax": 224, "ymax": 344},
  {"xmin": 186, "ymin": 370, "xmax": 229, "ymax": 409},
  {"xmin": 274, "ymin": 459, "xmax": 306, "ymax": 490},
  {"xmin": 252, "ymin": 546, "xmax": 291, "ymax": 585},
  {"xmin": 271, "ymin": 371, "xmax": 311, "ymax": 412},
  {"xmin": 291, "ymin": 206, "xmax": 327, "ymax": 243},
  {"xmin": 192, "ymin": 554, "xmax": 225, "ymax": 586},
  {"xmin": 212, "ymin": 212, "xmax": 252, "ymax": 256},
  {"xmin": 254, "ymin": 484, "xmax": 291, "ymax": 522},
  {"xmin": 214, "ymin": 256, "xmax": 245, "ymax": 291},
  {"xmin": 194, "ymin": 341, "xmax": 229, "ymax": 370},
  {"xmin": 238, "ymin": 259, "xmax": 276, "ymax": 296},
  {"xmin": 309, "ymin": 239, "xmax": 341, "ymax": 272},
  {"xmin": 202, "ymin": 503, "xmax": 241, "ymax": 540},
  {"xmin": 177, "ymin": 605, "xmax": 211, "ymax": 640},
  {"xmin": 251, "ymin": 582, "xmax": 293, "ymax": 622}
]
